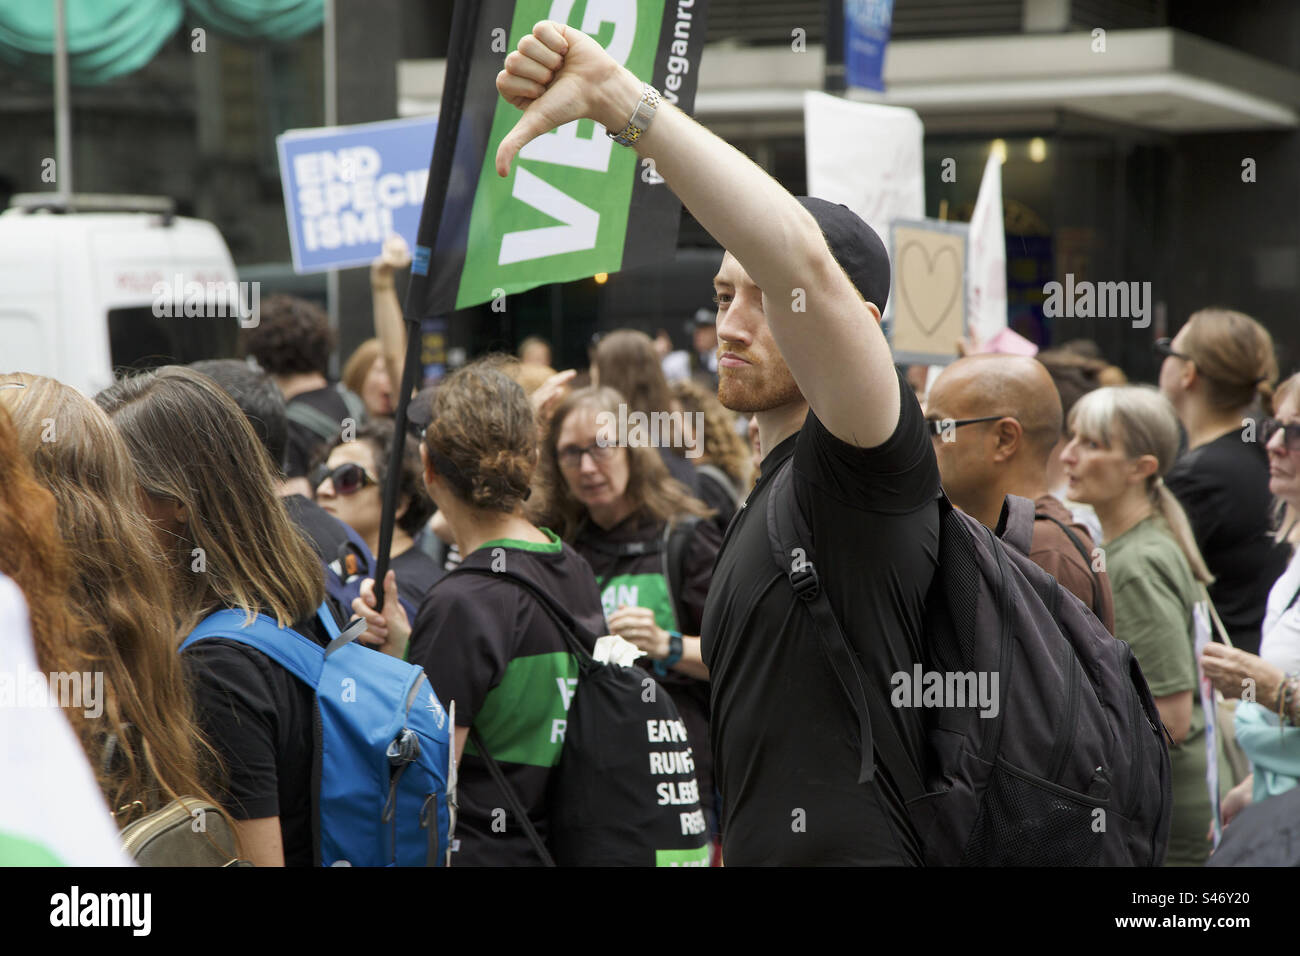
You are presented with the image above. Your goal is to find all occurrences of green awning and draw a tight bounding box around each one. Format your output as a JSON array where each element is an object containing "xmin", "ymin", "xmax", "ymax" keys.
[{"xmin": 0, "ymin": 0, "xmax": 323, "ymax": 85}]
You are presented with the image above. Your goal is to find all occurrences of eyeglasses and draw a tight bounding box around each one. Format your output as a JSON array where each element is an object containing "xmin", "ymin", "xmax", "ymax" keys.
[
  {"xmin": 557, "ymin": 442, "xmax": 618, "ymax": 469},
  {"xmin": 925, "ymin": 415, "xmax": 1014, "ymax": 437},
  {"xmin": 1154, "ymin": 338, "xmax": 1192, "ymax": 362},
  {"xmin": 1261, "ymin": 419, "xmax": 1300, "ymax": 453},
  {"xmin": 311, "ymin": 462, "xmax": 378, "ymax": 496}
]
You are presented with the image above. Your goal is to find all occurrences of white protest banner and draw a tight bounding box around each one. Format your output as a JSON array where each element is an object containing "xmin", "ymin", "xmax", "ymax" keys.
[
  {"xmin": 967, "ymin": 151, "xmax": 1008, "ymax": 347},
  {"xmin": 804, "ymin": 91, "xmax": 924, "ymax": 260},
  {"xmin": 1194, "ymin": 601, "xmax": 1223, "ymax": 850}
]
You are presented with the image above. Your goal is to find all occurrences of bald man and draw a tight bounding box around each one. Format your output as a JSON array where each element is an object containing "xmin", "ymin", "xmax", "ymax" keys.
[{"xmin": 926, "ymin": 355, "xmax": 1115, "ymax": 633}]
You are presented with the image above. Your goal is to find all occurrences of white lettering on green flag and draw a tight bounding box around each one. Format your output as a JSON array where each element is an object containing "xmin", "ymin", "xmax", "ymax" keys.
[{"xmin": 456, "ymin": 0, "xmax": 662, "ymax": 308}]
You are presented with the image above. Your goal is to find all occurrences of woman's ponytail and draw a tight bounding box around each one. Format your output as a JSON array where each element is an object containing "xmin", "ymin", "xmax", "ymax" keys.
[{"xmin": 1152, "ymin": 477, "xmax": 1214, "ymax": 585}]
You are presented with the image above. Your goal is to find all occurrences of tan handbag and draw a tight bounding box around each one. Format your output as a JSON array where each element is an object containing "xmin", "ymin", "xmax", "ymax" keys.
[{"xmin": 118, "ymin": 798, "xmax": 250, "ymax": 867}]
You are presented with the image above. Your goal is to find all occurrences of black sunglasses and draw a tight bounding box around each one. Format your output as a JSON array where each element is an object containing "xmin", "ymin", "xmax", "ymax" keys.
[
  {"xmin": 925, "ymin": 415, "xmax": 1014, "ymax": 437},
  {"xmin": 1261, "ymin": 419, "xmax": 1300, "ymax": 453},
  {"xmin": 311, "ymin": 462, "xmax": 377, "ymax": 496},
  {"xmin": 1154, "ymin": 338, "xmax": 1191, "ymax": 362}
]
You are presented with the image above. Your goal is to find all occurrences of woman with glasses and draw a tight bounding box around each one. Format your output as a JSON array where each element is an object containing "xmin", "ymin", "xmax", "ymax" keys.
[
  {"xmin": 1157, "ymin": 310, "xmax": 1287, "ymax": 655},
  {"xmin": 312, "ymin": 419, "xmax": 440, "ymax": 617},
  {"xmin": 1060, "ymin": 385, "xmax": 1216, "ymax": 865},
  {"xmin": 534, "ymin": 385, "xmax": 723, "ymax": 856},
  {"xmin": 1202, "ymin": 371, "xmax": 1300, "ymax": 830}
]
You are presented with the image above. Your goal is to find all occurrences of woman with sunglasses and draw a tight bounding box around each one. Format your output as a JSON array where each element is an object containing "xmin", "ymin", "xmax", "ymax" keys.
[
  {"xmin": 534, "ymin": 385, "xmax": 723, "ymax": 855},
  {"xmin": 1202, "ymin": 372, "xmax": 1300, "ymax": 829},
  {"xmin": 1060, "ymin": 385, "xmax": 1217, "ymax": 865},
  {"xmin": 1158, "ymin": 310, "xmax": 1287, "ymax": 655},
  {"xmin": 313, "ymin": 419, "xmax": 441, "ymax": 617}
]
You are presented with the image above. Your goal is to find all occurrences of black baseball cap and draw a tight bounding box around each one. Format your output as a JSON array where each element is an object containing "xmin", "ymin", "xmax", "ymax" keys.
[
  {"xmin": 796, "ymin": 196, "xmax": 891, "ymax": 315},
  {"xmin": 404, "ymin": 383, "xmax": 439, "ymax": 436}
]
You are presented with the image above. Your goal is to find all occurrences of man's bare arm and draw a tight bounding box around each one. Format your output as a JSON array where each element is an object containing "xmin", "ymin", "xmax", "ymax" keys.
[{"xmin": 495, "ymin": 22, "xmax": 900, "ymax": 448}]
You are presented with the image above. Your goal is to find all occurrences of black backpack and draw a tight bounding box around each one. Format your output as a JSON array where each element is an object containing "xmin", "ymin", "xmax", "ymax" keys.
[
  {"xmin": 456, "ymin": 567, "xmax": 710, "ymax": 867},
  {"xmin": 765, "ymin": 459, "xmax": 1173, "ymax": 866}
]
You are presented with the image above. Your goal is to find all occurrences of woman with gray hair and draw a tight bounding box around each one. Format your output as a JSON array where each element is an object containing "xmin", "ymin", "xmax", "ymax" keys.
[{"xmin": 1059, "ymin": 384, "xmax": 1214, "ymax": 865}]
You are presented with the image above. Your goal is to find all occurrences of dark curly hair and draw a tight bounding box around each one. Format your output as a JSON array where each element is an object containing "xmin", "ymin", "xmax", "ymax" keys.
[
  {"xmin": 422, "ymin": 361, "xmax": 536, "ymax": 513},
  {"xmin": 240, "ymin": 295, "xmax": 335, "ymax": 376},
  {"xmin": 318, "ymin": 419, "xmax": 434, "ymax": 537}
]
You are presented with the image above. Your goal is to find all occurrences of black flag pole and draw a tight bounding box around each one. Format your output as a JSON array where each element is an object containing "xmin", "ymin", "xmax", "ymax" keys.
[{"xmin": 370, "ymin": 0, "xmax": 480, "ymax": 615}]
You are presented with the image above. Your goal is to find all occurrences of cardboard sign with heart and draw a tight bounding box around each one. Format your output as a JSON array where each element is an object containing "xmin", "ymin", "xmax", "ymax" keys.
[{"xmin": 889, "ymin": 219, "xmax": 969, "ymax": 366}]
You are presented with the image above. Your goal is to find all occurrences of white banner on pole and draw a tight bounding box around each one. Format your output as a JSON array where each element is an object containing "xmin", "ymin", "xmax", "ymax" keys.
[
  {"xmin": 804, "ymin": 90, "xmax": 924, "ymax": 268},
  {"xmin": 967, "ymin": 152, "xmax": 1008, "ymax": 347}
]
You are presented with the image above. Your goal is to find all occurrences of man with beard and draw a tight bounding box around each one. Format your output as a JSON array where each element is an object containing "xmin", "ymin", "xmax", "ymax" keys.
[{"xmin": 496, "ymin": 20, "xmax": 941, "ymax": 865}]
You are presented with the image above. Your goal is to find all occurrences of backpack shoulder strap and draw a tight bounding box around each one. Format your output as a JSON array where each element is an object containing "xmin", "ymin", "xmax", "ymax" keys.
[
  {"xmin": 468, "ymin": 724, "xmax": 556, "ymax": 867},
  {"xmin": 337, "ymin": 385, "xmax": 366, "ymax": 425},
  {"xmin": 180, "ymin": 607, "xmax": 327, "ymax": 687},
  {"xmin": 996, "ymin": 494, "xmax": 1037, "ymax": 556},
  {"xmin": 764, "ymin": 458, "xmax": 924, "ymax": 799},
  {"xmin": 1033, "ymin": 510, "xmax": 1101, "ymax": 608},
  {"xmin": 1033, "ymin": 511, "xmax": 1095, "ymax": 567},
  {"xmin": 453, "ymin": 565, "xmax": 595, "ymax": 666},
  {"xmin": 662, "ymin": 516, "xmax": 700, "ymax": 633},
  {"xmin": 286, "ymin": 399, "xmax": 343, "ymax": 444},
  {"xmin": 696, "ymin": 464, "xmax": 741, "ymax": 507}
]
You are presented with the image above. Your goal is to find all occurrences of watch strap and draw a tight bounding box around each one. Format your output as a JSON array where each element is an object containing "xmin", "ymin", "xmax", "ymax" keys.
[{"xmin": 607, "ymin": 83, "xmax": 661, "ymax": 147}]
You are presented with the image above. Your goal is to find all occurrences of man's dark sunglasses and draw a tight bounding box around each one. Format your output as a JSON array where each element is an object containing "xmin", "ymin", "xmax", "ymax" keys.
[
  {"xmin": 925, "ymin": 415, "xmax": 1013, "ymax": 437},
  {"xmin": 1261, "ymin": 418, "xmax": 1300, "ymax": 452},
  {"xmin": 311, "ymin": 462, "xmax": 378, "ymax": 495},
  {"xmin": 1154, "ymin": 337, "xmax": 1191, "ymax": 362}
]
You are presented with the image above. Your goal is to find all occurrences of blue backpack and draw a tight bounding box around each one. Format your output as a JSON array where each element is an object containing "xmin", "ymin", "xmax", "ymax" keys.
[{"xmin": 181, "ymin": 603, "xmax": 455, "ymax": 866}]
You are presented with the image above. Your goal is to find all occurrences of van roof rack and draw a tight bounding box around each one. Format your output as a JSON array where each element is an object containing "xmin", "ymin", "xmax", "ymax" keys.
[{"xmin": 9, "ymin": 193, "xmax": 176, "ymax": 217}]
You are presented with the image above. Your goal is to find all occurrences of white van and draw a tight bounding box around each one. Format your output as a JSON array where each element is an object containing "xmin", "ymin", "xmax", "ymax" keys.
[{"xmin": 0, "ymin": 194, "xmax": 246, "ymax": 396}]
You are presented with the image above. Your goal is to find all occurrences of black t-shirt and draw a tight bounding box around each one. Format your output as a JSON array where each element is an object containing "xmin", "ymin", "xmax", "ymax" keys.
[
  {"xmin": 390, "ymin": 546, "xmax": 444, "ymax": 611},
  {"xmin": 700, "ymin": 369, "xmax": 941, "ymax": 865},
  {"xmin": 571, "ymin": 511, "xmax": 723, "ymax": 827},
  {"xmin": 406, "ymin": 530, "xmax": 606, "ymax": 866},
  {"xmin": 1165, "ymin": 430, "xmax": 1289, "ymax": 655},
  {"xmin": 184, "ymin": 609, "xmax": 333, "ymax": 867},
  {"xmin": 284, "ymin": 386, "xmax": 353, "ymax": 479}
]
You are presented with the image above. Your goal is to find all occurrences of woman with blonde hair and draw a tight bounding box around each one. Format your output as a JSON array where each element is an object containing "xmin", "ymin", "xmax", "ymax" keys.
[
  {"xmin": 535, "ymin": 385, "xmax": 723, "ymax": 858},
  {"xmin": 97, "ymin": 366, "xmax": 337, "ymax": 866},
  {"xmin": 1060, "ymin": 384, "xmax": 1214, "ymax": 865},
  {"xmin": 1202, "ymin": 371, "xmax": 1300, "ymax": 831},
  {"xmin": 341, "ymin": 338, "xmax": 394, "ymax": 419},
  {"xmin": 0, "ymin": 374, "xmax": 226, "ymax": 832},
  {"xmin": 1159, "ymin": 308, "xmax": 1287, "ymax": 654}
]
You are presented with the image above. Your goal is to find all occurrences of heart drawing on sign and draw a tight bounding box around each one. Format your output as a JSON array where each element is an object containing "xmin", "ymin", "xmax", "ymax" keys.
[{"xmin": 897, "ymin": 241, "xmax": 962, "ymax": 338}]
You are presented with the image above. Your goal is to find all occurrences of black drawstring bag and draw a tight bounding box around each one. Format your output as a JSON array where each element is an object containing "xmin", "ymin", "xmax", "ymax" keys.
[{"xmin": 459, "ymin": 567, "xmax": 710, "ymax": 867}]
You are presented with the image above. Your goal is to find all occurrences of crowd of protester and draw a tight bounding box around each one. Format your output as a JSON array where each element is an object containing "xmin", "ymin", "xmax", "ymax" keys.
[
  {"xmin": 7, "ymin": 272, "xmax": 1298, "ymax": 867},
  {"xmin": 6, "ymin": 20, "xmax": 1300, "ymax": 868}
]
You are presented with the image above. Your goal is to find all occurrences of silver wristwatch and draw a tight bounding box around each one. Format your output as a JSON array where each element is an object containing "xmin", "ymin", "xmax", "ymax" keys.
[{"xmin": 607, "ymin": 83, "xmax": 661, "ymax": 147}]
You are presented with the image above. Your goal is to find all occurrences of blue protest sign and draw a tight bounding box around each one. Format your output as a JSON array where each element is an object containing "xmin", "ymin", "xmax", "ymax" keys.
[
  {"xmin": 845, "ymin": 0, "xmax": 894, "ymax": 92},
  {"xmin": 277, "ymin": 116, "xmax": 437, "ymax": 273}
]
